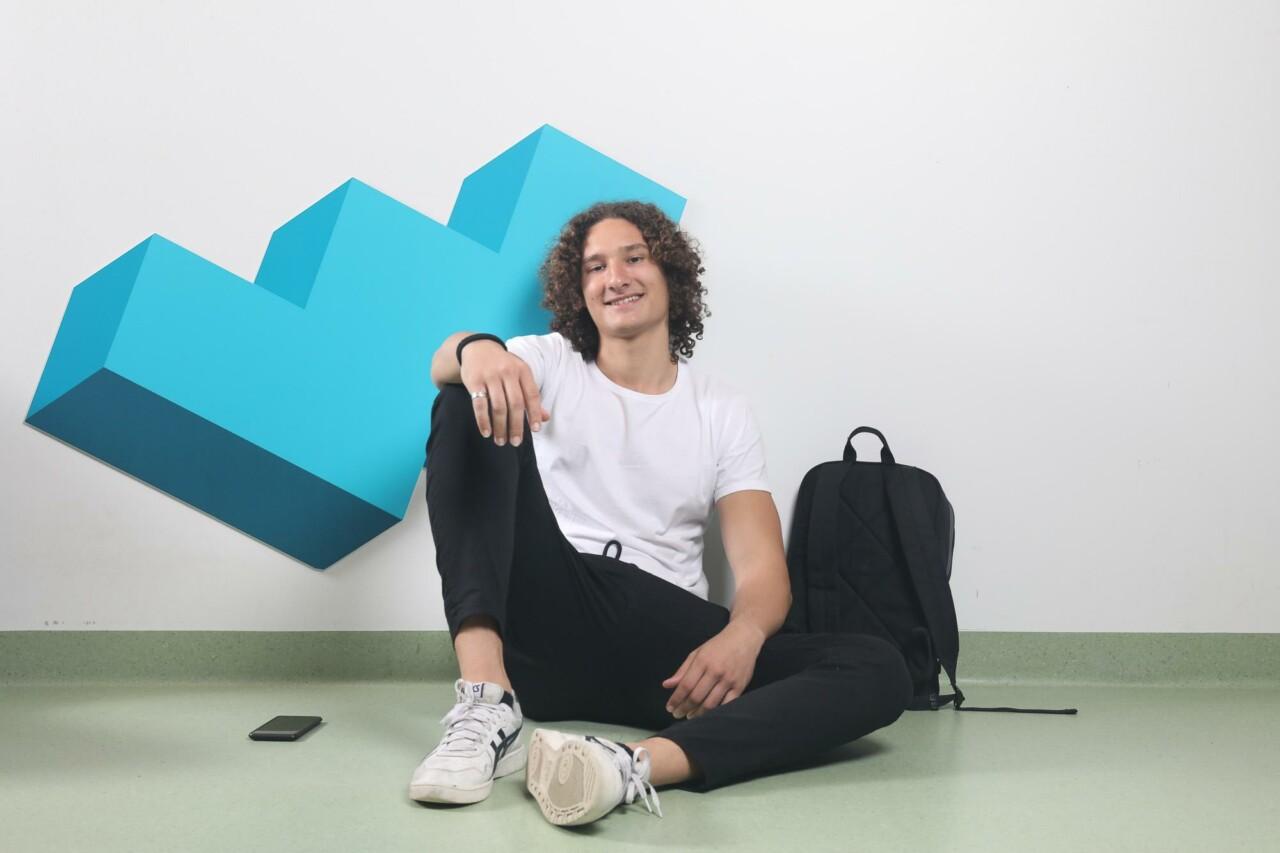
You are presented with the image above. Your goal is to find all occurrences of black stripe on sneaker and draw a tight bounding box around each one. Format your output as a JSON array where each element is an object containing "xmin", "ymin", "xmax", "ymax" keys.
[
  {"xmin": 586, "ymin": 735, "xmax": 632, "ymax": 757},
  {"xmin": 490, "ymin": 725, "xmax": 521, "ymax": 765}
]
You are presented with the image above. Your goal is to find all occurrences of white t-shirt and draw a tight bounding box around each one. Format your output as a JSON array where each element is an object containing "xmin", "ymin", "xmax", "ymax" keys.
[{"xmin": 505, "ymin": 332, "xmax": 771, "ymax": 599}]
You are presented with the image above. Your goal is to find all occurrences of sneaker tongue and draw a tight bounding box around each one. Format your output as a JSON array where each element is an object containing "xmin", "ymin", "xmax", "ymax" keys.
[{"xmin": 456, "ymin": 679, "xmax": 507, "ymax": 705}]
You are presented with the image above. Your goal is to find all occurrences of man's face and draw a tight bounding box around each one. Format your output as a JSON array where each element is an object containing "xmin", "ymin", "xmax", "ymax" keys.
[{"xmin": 580, "ymin": 217, "xmax": 670, "ymax": 344}]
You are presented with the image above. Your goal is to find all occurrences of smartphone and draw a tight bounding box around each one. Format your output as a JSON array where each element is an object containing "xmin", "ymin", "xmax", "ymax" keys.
[{"xmin": 249, "ymin": 715, "xmax": 322, "ymax": 741}]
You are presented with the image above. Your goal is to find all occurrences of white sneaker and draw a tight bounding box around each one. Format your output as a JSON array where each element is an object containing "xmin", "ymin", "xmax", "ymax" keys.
[
  {"xmin": 525, "ymin": 728, "xmax": 662, "ymax": 825},
  {"xmin": 409, "ymin": 679, "xmax": 526, "ymax": 804}
]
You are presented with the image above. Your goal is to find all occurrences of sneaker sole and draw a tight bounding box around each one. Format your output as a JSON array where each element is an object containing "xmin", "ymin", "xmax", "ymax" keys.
[
  {"xmin": 409, "ymin": 742, "xmax": 527, "ymax": 804},
  {"xmin": 526, "ymin": 730, "xmax": 611, "ymax": 826}
]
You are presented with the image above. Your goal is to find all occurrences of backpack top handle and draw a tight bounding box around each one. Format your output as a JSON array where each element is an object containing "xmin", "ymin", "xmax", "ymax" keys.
[{"xmin": 844, "ymin": 426, "xmax": 896, "ymax": 464}]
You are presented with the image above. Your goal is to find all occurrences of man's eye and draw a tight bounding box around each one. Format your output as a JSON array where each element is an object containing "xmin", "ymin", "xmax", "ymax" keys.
[{"xmin": 628, "ymin": 256, "xmax": 643, "ymax": 263}]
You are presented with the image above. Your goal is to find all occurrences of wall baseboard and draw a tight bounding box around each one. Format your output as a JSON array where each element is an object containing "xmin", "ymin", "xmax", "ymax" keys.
[{"xmin": 2, "ymin": 631, "xmax": 1276, "ymax": 686}]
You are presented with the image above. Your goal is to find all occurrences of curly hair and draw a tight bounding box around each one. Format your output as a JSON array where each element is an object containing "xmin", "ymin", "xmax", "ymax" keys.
[{"xmin": 538, "ymin": 201, "xmax": 709, "ymax": 363}]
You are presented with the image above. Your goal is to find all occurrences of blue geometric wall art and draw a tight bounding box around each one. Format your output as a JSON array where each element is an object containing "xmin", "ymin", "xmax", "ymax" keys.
[{"xmin": 26, "ymin": 125, "xmax": 685, "ymax": 568}]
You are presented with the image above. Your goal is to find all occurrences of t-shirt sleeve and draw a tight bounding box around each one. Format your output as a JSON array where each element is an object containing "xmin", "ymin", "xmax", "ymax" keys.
[
  {"xmin": 713, "ymin": 392, "xmax": 772, "ymax": 502},
  {"xmin": 505, "ymin": 333, "xmax": 561, "ymax": 391}
]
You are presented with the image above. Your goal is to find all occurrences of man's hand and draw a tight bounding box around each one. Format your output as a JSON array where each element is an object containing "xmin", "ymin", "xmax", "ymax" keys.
[
  {"xmin": 457, "ymin": 342, "xmax": 550, "ymax": 447},
  {"xmin": 663, "ymin": 620, "xmax": 765, "ymax": 720}
]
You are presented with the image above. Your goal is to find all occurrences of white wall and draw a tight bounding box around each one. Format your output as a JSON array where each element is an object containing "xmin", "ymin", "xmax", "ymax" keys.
[{"xmin": 2, "ymin": 0, "xmax": 1276, "ymax": 632}]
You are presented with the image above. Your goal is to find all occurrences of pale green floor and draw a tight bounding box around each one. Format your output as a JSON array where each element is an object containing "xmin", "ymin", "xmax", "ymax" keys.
[{"xmin": 2, "ymin": 682, "xmax": 1275, "ymax": 853}]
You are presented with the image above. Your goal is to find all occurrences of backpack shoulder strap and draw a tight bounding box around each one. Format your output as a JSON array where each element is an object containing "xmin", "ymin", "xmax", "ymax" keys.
[
  {"xmin": 805, "ymin": 462, "xmax": 847, "ymax": 633},
  {"xmin": 883, "ymin": 460, "xmax": 964, "ymax": 707}
]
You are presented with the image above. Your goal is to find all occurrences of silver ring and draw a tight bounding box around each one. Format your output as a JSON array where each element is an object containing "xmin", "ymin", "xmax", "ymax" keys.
[{"xmin": 470, "ymin": 390, "xmax": 488, "ymax": 400}]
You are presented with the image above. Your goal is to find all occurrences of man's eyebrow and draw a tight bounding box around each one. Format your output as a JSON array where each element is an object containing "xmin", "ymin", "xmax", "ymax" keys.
[{"xmin": 583, "ymin": 243, "xmax": 649, "ymax": 263}]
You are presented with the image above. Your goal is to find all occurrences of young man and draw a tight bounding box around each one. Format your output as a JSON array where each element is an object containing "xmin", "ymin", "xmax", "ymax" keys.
[{"xmin": 411, "ymin": 202, "xmax": 912, "ymax": 826}]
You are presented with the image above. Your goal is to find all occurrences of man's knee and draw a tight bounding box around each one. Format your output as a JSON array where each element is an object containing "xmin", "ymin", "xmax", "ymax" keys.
[
  {"xmin": 869, "ymin": 636, "xmax": 914, "ymax": 721},
  {"xmin": 426, "ymin": 383, "xmax": 482, "ymax": 460},
  {"xmin": 429, "ymin": 383, "xmax": 532, "ymax": 446},
  {"xmin": 832, "ymin": 634, "xmax": 914, "ymax": 723},
  {"xmin": 431, "ymin": 383, "xmax": 473, "ymax": 425}
]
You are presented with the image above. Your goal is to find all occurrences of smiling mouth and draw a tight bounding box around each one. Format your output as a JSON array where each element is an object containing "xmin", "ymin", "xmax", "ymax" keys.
[{"xmin": 606, "ymin": 294, "xmax": 643, "ymax": 307}]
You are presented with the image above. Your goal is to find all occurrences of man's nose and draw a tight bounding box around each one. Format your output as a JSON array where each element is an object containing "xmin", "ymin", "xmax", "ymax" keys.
[{"xmin": 604, "ymin": 262, "xmax": 630, "ymax": 289}]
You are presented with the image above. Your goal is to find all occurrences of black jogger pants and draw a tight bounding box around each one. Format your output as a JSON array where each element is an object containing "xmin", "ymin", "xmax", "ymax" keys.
[{"xmin": 424, "ymin": 383, "xmax": 913, "ymax": 791}]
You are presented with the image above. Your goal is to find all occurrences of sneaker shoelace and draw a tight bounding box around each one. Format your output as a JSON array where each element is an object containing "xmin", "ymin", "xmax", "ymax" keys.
[
  {"xmin": 589, "ymin": 736, "xmax": 663, "ymax": 818},
  {"xmin": 436, "ymin": 699, "xmax": 506, "ymax": 757},
  {"xmin": 624, "ymin": 747, "xmax": 663, "ymax": 818}
]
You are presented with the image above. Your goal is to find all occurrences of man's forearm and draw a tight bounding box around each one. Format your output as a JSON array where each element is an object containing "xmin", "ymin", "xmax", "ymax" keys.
[
  {"xmin": 430, "ymin": 331, "xmax": 480, "ymax": 388},
  {"xmin": 726, "ymin": 568, "xmax": 792, "ymax": 643}
]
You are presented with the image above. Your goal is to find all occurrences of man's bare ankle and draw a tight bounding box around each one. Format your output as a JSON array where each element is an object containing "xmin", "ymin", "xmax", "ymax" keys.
[{"xmin": 452, "ymin": 615, "xmax": 512, "ymax": 691}]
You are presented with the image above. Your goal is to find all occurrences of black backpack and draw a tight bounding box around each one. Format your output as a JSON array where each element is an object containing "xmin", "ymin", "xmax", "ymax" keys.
[{"xmin": 783, "ymin": 427, "xmax": 1075, "ymax": 715}]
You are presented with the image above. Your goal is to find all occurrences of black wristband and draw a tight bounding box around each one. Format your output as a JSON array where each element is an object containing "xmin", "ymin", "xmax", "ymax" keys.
[{"xmin": 456, "ymin": 333, "xmax": 507, "ymax": 366}]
